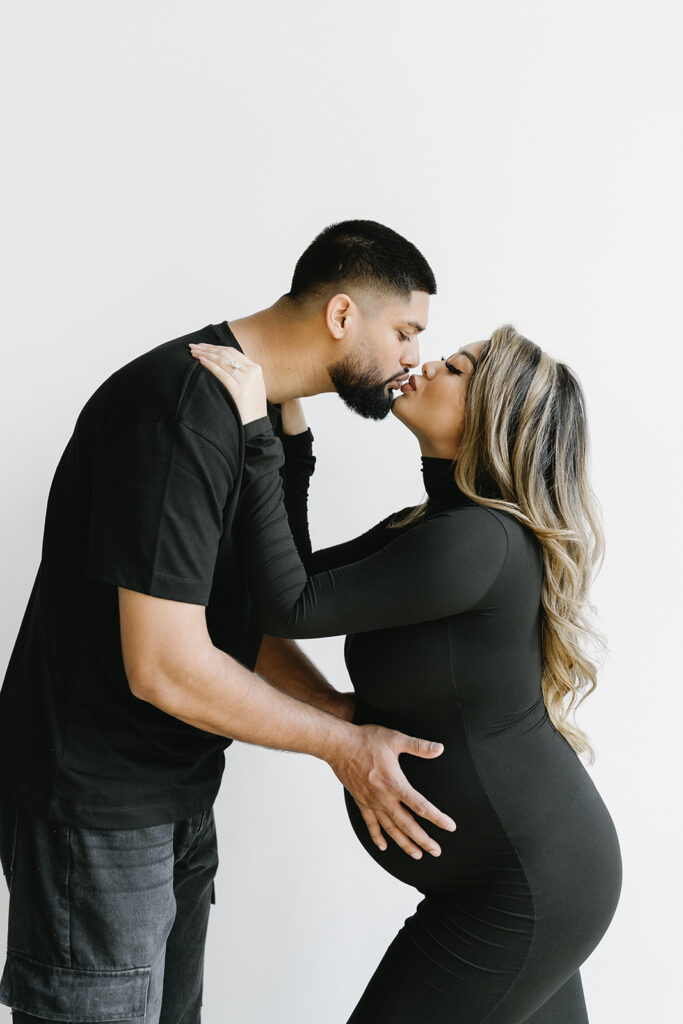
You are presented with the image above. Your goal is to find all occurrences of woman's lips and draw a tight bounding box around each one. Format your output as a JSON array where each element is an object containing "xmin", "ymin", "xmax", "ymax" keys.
[{"xmin": 400, "ymin": 374, "xmax": 418, "ymax": 393}]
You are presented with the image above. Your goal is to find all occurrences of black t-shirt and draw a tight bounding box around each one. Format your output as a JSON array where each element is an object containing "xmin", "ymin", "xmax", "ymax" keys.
[{"xmin": 0, "ymin": 321, "xmax": 282, "ymax": 827}]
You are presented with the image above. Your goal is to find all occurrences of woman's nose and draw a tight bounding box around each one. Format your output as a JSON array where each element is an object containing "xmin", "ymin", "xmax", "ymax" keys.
[{"xmin": 422, "ymin": 360, "xmax": 440, "ymax": 379}]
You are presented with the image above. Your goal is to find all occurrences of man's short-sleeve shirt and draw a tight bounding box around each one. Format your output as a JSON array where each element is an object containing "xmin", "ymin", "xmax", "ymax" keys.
[{"xmin": 0, "ymin": 321, "xmax": 280, "ymax": 827}]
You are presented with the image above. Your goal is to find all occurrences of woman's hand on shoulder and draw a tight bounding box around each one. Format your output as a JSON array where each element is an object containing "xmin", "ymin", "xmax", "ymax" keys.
[
  {"xmin": 280, "ymin": 398, "xmax": 308, "ymax": 436},
  {"xmin": 189, "ymin": 343, "xmax": 267, "ymax": 425}
]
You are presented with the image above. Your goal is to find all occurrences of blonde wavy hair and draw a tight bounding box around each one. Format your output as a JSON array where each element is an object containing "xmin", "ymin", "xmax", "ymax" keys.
[{"xmin": 390, "ymin": 324, "xmax": 606, "ymax": 764}]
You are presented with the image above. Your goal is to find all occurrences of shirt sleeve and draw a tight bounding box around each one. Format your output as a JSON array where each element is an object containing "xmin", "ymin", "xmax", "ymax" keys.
[
  {"xmin": 86, "ymin": 419, "xmax": 237, "ymax": 604},
  {"xmin": 239, "ymin": 417, "xmax": 510, "ymax": 638},
  {"xmin": 280, "ymin": 427, "xmax": 317, "ymax": 563}
]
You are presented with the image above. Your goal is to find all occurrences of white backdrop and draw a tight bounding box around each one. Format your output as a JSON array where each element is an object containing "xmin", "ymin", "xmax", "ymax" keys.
[{"xmin": 1, "ymin": 2, "xmax": 680, "ymax": 1021}]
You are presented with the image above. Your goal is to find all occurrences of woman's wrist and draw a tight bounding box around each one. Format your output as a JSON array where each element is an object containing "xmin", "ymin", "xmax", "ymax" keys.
[
  {"xmin": 243, "ymin": 415, "xmax": 274, "ymax": 439},
  {"xmin": 280, "ymin": 398, "xmax": 308, "ymax": 436}
]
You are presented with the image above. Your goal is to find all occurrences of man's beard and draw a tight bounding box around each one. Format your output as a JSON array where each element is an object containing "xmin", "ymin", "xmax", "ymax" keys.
[{"xmin": 328, "ymin": 350, "xmax": 397, "ymax": 421}]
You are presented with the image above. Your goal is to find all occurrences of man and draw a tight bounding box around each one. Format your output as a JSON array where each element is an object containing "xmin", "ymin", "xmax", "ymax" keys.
[{"xmin": 0, "ymin": 220, "xmax": 455, "ymax": 1023}]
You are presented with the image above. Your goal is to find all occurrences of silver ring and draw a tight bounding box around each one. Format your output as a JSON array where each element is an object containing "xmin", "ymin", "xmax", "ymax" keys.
[{"xmin": 229, "ymin": 362, "xmax": 240, "ymax": 377}]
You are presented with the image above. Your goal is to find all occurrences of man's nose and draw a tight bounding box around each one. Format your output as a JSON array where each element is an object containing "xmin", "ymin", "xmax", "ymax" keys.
[{"xmin": 401, "ymin": 340, "xmax": 421, "ymax": 369}]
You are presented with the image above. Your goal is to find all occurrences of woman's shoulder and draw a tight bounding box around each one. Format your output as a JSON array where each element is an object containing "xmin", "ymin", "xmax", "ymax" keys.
[
  {"xmin": 420, "ymin": 501, "xmax": 528, "ymax": 552},
  {"xmin": 479, "ymin": 505, "xmax": 543, "ymax": 563},
  {"xmin": 386, "ymin": 500, "xmax": 507, "ymax": 541}
]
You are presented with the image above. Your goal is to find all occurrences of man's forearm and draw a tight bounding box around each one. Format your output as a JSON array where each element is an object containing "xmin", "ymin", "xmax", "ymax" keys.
[
  {"xmin": 120, "ymin": 587, "xmax": 455, "ymax": 857},
  {"xmin": 254, "ymin": 634, "xmax": 344, "ymax": 715},
  {"xmin": 134, "ymin": 639, "xmax": 351, "ymax": 763}
]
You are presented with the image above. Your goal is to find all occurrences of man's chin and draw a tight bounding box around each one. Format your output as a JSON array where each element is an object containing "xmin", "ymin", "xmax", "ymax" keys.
[{"xmin": 336, "ymin": 388, "xmax": 394, "ymax": 421}]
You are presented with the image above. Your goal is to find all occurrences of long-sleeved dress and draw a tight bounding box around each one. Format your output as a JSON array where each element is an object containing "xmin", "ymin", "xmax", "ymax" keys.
[{"xmin": 240, "ymin": 417, "xmax": 622, "ymax": 1024}]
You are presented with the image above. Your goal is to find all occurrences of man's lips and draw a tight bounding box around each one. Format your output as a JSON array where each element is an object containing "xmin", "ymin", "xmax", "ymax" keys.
[
  {"xmin": 399, "ymin": 374, "xmax": 418, "ymax": 393},
  {"xmin": 388, "ymin": 374, "xmax": 410, "ymax": 390}
]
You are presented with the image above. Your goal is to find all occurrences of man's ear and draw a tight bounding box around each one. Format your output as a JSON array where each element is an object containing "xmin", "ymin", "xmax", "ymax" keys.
[{"xmin": 325, "ymin": 293, "xmax": 354, "ymax": 340}]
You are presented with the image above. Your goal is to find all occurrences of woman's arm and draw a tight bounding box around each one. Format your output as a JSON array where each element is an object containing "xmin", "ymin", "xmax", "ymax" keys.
[
  {"xmin": 191, "ymin": 344, "xmax": 509, "ymax": 639},
  {"xmin": 280, "ymin": 428, "xmax": 316, "ymax": 563},
  {"xmin": 279, "ymin": 420, "xmax": 415, "ymax": 572},
  {"xmin": 240, "ymin": 416, "xmax": 509, "ymax": 638}
]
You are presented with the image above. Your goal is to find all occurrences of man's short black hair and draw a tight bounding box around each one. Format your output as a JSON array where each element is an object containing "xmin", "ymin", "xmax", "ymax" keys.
[{"xmin": 288, "ymin": 219, "xmax": 437, "ymax": 301}]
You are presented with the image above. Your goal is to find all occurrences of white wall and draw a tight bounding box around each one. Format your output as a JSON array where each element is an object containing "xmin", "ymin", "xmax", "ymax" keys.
[{"xmin": 1, "ymin": 2, "xmax": 680, "ymax": 1021}]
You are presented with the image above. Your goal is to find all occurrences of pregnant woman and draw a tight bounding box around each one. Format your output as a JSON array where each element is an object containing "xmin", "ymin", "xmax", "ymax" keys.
[{"xmin": 190, "ymin": 325, "xmax": 622, "ymax": 1023}]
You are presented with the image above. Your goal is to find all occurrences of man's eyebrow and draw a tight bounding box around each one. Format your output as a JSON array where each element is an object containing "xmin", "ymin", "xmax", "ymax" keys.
[{"xmin": 404, "ymin": 321, "xmax": 426, "ymax": 333}]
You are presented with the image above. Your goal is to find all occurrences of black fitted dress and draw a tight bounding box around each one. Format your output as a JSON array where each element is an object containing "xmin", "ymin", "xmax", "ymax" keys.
[{"xmin": 240, "ymin": 417, "xmax": 622, "ymax": 1024}]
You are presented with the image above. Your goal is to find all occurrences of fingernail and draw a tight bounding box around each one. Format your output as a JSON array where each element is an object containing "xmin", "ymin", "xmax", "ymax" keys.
[
  {"xmin": 411, "ymin": 852, "xmax": 422, "ymax": 860},
  {"xmin": 430, "ymin": 742, "xmax": 443, "ymax": 752},
  {"xmin": 431, "ymin": 848, "xmax": 441, "ymax": 857}
]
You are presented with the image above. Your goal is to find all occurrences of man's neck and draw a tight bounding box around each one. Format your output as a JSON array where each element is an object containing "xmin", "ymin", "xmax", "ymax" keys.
[{"xmin": 227, "ymin": 297, "xmax": 334, "ymax": 405}]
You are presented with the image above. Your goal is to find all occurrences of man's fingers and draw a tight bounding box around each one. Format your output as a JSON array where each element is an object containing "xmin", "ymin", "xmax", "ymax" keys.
[
  {"xmin": 384, "ymin": 804, "xmax": 442, "ymax": 857},
  {"xmin": 400, "ymin": 734, "xmax": 445, "ymax": 759},
  {"xmin": 400, "ymin": 784, "xmax": 456, "ymax": 833},
  {"xmin": 375, "ymin": 811, "xmax": 424, "ymax": 860},
  {"xmin": 358, "ymin": 807, "xmax": 387, "ymax": 852}
]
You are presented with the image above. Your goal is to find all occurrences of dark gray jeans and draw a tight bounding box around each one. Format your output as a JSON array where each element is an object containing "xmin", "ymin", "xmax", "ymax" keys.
[{"xmin": 0, "ymin": 792, "xmax": 218, "ymax": 1023}]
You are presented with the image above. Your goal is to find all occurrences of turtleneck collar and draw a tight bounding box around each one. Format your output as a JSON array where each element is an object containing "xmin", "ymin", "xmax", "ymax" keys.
[{"xmin": 420, "ymin": 457, "xmax": 474, "ymax": 513}]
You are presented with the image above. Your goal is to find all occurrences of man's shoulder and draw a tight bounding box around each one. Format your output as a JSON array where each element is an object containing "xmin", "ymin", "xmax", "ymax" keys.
[
  {"xmin": 78, "ymin": 323, "xmax": 243, "ymax": 463},
  {"xmin": 176, "ymin": 355, "xmax": 242, "ymax": 461},
  {"xmin": 149, "ymin": 322, "xmax": 243, "ymax": 460}
]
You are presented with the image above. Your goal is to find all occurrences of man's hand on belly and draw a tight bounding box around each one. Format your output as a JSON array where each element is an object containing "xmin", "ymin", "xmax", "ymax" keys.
[
  {"xmin": 326, "ymin": 724, "xmax": 457, "ymax": 860},
  {"xmin": 118, "ymin": 587, "xmax": 454, "ymax": 858}
]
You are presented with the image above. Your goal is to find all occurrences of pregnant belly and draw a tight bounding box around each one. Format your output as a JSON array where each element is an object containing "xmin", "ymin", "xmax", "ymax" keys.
[
  {"xmin": 343, "ymin": 784, "xmax": 532, "ymax": 898},
  {"xmin": 346, "ymin": 698, "xmax": 529, "ymax": 894},
  {"xmin": 347, "ymin": 695, "xmax": 622, "ymax": 935}
]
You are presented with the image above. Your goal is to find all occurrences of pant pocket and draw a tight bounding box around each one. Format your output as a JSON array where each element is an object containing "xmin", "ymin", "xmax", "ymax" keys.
[
  {"xmin": 0, "ymin": 949, "xmax": 150, "ymax": 1022},
  {"xmin": 0, "ymin": 793, "xmax": 19, "ymax": 882}
]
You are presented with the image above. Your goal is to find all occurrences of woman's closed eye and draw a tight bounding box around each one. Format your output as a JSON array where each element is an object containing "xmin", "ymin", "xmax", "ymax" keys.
[{"xmin": 441, "ymin": 356, "xmax": 463, "ymax": 375}]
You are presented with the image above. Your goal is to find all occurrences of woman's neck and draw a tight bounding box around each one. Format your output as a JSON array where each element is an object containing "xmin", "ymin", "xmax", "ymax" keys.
[
  {"xmin": 420, "ymin": 455, "xmax": 472, "ymax": 512},
  {"xmin": 418, "ymin": 437, "xmax": 461, "ymax": 460}
]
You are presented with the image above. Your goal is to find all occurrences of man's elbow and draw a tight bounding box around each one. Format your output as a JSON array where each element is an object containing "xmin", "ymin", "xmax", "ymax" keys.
[
  {"xmin": 124, "ymin": 646, "xmax": 217, "ymax": 714},
  {"xmin": 125, "ymin": 658, "xmax": 169, "ymax": 706},
  {"xmin": 118, "ymin": 587, "xmax": 213, "ymax": 708}
]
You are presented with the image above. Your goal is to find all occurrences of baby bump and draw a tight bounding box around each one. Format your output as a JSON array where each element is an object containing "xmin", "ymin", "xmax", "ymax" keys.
[
  {"xmin": 341, "ymin": 735, "xmax": 534, "ymax": 900},
  {"xmin": 347, "ymin": 696, "xmax": 622, "ymax": 945}
]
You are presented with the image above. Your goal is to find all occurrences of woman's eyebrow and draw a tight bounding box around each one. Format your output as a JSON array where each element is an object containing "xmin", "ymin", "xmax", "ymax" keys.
[{"xmin": 455, "ymin": 349, "xmax": 478, "ymax": 371}]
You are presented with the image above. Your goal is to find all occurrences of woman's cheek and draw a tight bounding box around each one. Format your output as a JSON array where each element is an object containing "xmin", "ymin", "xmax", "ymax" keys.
[{"xmin": 450, "ymin": 394, "xmax": 467, "ymax": 446}]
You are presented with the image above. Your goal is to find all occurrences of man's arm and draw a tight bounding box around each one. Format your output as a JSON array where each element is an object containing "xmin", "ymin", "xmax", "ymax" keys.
[
  {"xmin": 119, "ymin": 587, "xmax": 456, "ymax": 859},
  {"xmin": 254, "ymin": 634, "xmax": 355, "ymax": 722}
]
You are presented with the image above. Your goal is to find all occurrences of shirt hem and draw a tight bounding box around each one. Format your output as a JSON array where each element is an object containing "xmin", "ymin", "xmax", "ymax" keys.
[{"xmin": 0, "ymin": 778, "xmax": 223, "ymax": 829}]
